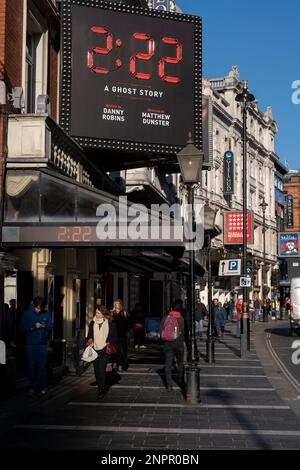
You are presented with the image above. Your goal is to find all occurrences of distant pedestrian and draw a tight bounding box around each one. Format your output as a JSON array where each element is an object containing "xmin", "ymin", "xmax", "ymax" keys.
[
  {"xmin": 236, "ymin": 299, "xmax": 243, "ymax": 338},
  {"xmin": 172, "ymin": 298, "xmax": 189, "ymax": 350},
  {"xmin": 275, "ymin": 297, "xmax": 280, "ymax": 319},
  {"xmin": 160, "ymin": 305, "xmax": 185, "ymax": 392},
  {"xmin": 111, "ymin": 299, "xmax": 131, "ymax": 371},
  {"xmin": 20, "ymin": 297, "xmax": 53, "ymax": 396},
  {"xmin": 254, "ymin": 297, "xmax": 261, "ymax": 322},
  {"xmin": 195, "ymin": 298, "xmax": 208, "ymax": 337},
  {"xmin": 223, "ymin": 300, "xmax": 230, "ymax": 322},
  {"xmin": 262, "ymin": 299, "xmax": 271, "ymax": 322},
  {"xmin": 87, "ymin": 306, "xmax": 118, "ymax": 399},
  {"xmin": 131, "ymin": 303, "xmax": 146, "ymax": 349},
  {"xmin": 213, "ymin": 302, "xmax": 226, "ymax": 337},
  {"xmin": 249, "ymin": 301, "xmax": 255, "ymax": 322},
  {"xmin": 285, "ymin": 297, "xmax": 291, "ymax": 319}
]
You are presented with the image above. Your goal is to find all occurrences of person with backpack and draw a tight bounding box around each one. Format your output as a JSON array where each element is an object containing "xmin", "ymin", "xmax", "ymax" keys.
[{"xmin": 160, "ymin": 306, "xmax": 185, "ymax": 392}]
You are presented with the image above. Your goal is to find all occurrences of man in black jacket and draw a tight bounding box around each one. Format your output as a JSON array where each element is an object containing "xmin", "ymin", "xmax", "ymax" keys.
[{"xmin": 195, "ymin": 298, "xmax": 208, "ymax": 338}]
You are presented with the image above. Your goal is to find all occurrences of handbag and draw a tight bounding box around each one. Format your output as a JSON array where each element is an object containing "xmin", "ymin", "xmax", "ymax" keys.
[
  {"xmin": 81, "ymin": 345, "xmax": 98, "ymax": 363},
  {"xmin": 106, "ymin": 343, "xmax": 117, "ymax": 356}
]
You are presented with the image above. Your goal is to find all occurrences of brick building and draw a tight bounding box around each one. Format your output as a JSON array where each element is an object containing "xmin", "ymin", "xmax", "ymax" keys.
[{"xmin": 283, "ymin": 170, "xmax": 300, "ymax": 232}]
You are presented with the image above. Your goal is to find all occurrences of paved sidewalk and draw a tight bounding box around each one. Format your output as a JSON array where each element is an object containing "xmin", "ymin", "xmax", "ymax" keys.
[{"xmin": 1, "ymin": 322, "xmax": 300, "ymax": 450}]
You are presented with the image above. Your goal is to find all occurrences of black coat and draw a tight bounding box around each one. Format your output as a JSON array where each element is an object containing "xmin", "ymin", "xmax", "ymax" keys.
[{"xmin": 195, "ymin": 303, "xmax": 208, "ymax": 321}]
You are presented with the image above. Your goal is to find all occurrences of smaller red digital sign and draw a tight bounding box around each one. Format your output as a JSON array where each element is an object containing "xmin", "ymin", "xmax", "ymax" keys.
[{"xmin": 224, "ymin": 211, "xmax": 254, "ymax": 245}]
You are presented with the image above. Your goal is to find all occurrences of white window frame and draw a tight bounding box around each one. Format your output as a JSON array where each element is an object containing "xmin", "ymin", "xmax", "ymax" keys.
[{"xmin": 22, "ymin": 1, "xmax": 48, "ymax": 113}]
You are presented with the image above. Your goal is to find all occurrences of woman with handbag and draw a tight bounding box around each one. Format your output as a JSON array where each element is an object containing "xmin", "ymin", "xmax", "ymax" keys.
[{"xmin": 86, "ymin": 306, "xmax": 118, "ymax": 399}]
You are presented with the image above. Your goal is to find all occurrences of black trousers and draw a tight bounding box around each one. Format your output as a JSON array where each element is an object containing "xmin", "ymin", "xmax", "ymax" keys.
[
  {"xmin": 164, "ymin": 341, "xmax": 184, "ymax": 387},
  {"xmin": 117, "ymin": 337, "xmax": 129, "ymax": 370},
  {"xmin": 93, "ymin": 351, "xmax": 109, "ymax": 389},
  {"xmin": 133, "ymin": 328, "xmax": 144, "ymax": 346}
]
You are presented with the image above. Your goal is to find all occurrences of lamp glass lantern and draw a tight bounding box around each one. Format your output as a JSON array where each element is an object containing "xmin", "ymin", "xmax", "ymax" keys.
[
  {"xmin": 204, "ymin": 203, "xmax": 217, "ymax": 231},
  {"xmin": 260, "ymin": 199, "xmax": 268, "ymax": 213},
  {"xmin": 177, "ymin": 135, "xmax": 204, "ymax": 184}
]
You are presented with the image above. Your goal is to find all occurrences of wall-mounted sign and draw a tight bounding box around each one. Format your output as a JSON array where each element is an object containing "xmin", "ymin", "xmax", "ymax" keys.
[
  {"xmin": 240, "ymin": 277, "xmax": 251, "ymax": 288},
  {"xmin": 202, "ymin": 96, "xmax": 213, "ymax": 167},
  {"xmin": 287, "ymin": 195, "xmax": 294, "ymax": 228},
  {"xmin": 61, "ymin": 0, "xmax": 202, "ymax": 159},
  {"xmin": 279, "ymin": 232, "xmax": 299, "ymax": 257},
  {"xmin": 218, "ymin": 259, "xmax": 241, "ymax": 276},
  {"xmin": 223, "ymin": 150, "xmax": 234, "ymax": 195},
  {"xmin": 224, "ymin": 211, "xmax": 254, "ymax": 245},
  {"xmin": 152, "ymin": 0, "xmax": 171, "ymax": 11}
]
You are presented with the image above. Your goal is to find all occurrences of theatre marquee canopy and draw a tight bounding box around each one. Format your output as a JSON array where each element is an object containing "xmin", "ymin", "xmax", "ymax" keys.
[
  {"xmin": 2, "ymin": 169, "xmax": 204, "ymax": 249},
  {"xmin": 60, "ymin": 0, "xmax": 202, "ymax": 164}
]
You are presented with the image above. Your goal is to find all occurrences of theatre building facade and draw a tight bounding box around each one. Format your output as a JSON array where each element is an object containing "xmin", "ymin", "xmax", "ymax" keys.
[{"xmin": 0, "ymin": 0, "xmax": 206, "ymax": 388}]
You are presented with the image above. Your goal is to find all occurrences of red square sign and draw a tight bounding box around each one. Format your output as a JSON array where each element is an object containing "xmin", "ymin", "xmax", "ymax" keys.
[{"xmin": 224, "ymin": 211, "xmax": 254, "ymax": 245}]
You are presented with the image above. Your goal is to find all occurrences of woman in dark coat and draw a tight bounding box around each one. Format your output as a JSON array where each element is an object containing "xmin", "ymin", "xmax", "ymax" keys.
[
  {"xmin": 111, "ymin": 299, "xmax": 131, "ymax": 371},
  {"xmin": 131, "ymin": 303, "xmax": 146, "ymax": 349},
  {"xmin": 87, "ymin": 306, "xmax": 118, "ymax": 399}
]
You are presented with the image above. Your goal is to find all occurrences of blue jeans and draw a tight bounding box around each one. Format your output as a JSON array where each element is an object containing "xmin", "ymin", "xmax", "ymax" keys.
[
  {"xmin": 236, "ymin": 320, "xmax": 241, "ymax": 338},
  {"xmin": 195, "ymin": 320, "xmax": 204, "ymax": 334},
  {"xmin": 26, "ymin": 344, "xmax": 48, "ymax": 391}
]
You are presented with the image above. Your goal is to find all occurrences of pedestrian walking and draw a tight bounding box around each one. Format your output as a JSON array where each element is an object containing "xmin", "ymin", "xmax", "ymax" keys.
[
  {"xmin": 213, "ymin": 301, "xmax": 226, "ymax": 337},
  {"xmin": 275, "ymin": 297, "xmax": 280, "ymax": 319},
  {"xmin": 249, "ymin": 301, "xmax": 255, "ymax": 322},
  {"xmin": 172, "ymin": 298, "xmax": 189, "ymax": 360},
  {"xmin": 20, "ymin": 297, "xmax": 53, "ymax": 396},
  {"xmin": 160, "ymin": 305, "xmax": 185, "ymax": 392},
  {"xmin": 285, "ymin": 297, "xmax": 291, "ymax": 319},
  {"xmin": 87, "ymin": 306, "xmax": 118, "ymax": 399},
  {"xmin": 262, "ymin": 298, "xmax": 271, "ymax": 322},
  {"xmin": 131, "ymin": 303, "xmax": 146, "ymax": 349},
  {"xmin": 111, "ymin": 299, "xmax": 131, "ymax": 371},
  {"xmin": 223, "ymin": 299, "xmax": 230, "ymax": 322},
  {"xmin": 228, "ymin": 296, "xmax": 235, "ymax": 322},
  {"xmin": 254, "ymin": 297, "xmax": 261, "ymax": 322},
  {"xmin": 195, "ymin": 298, "xmax": 208, "ymax": 338},
  {"xmin": 236, "ymin": 298, "xmax": 243, "ymax": 338}
]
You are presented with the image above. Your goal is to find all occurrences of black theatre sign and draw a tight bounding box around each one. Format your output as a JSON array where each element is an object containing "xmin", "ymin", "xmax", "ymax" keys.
[
  {"xmin": 287, "ymin": 195, "xmax": 294, "ymax": 228},
  {"xmin": 61, "ymin": 0, "xmax": 202, "ymax": 157},
  {"xmin": 223, "ymin": 150, "xmax": 234, "ymax": 195}
]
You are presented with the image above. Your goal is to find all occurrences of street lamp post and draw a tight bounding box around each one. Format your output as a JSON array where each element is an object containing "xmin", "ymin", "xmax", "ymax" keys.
[
  {"xmin": 177, "ymin": 134, "xmax": 204, "ymax": 405},
  {"xmin": 204, "ymin": 203, "xmax": 217, "ymax": 364},
  {"xmin": 260, "ymin": 198, "xmax": 268, "ymax": 321},
  {"xmin": 235, "ymin": 80, "xmax": 255, "ymax": 359}
]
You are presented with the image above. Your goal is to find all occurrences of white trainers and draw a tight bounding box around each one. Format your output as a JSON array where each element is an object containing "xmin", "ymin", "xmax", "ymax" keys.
[
  {"xmin": 134, "ymin": 345, "xmax": 139, "ymax": 349},
  {"xmin": 139, "ymin": 345, "xmax": 146, "ymax": 349}
]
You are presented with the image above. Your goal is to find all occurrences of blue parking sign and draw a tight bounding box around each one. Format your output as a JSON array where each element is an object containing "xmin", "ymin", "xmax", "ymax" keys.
[{"xmin": 228, "ymin": 261, "xmax": 238, "ymax": 272}]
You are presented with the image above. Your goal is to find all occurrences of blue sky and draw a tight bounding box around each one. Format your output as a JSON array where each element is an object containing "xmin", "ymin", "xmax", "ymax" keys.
[{"xmin": 178, "ymin": 0, "xmax": 300, "ymax": 170}]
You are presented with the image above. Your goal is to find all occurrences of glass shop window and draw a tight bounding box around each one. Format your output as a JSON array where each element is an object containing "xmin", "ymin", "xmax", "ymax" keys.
[
  {"xmin": 40, "ymin": 174, "xmax": 76, "ymax": 222},
  {"xmin": 4, "ymin": 172, "xmax": 40, "ymax": 222}
]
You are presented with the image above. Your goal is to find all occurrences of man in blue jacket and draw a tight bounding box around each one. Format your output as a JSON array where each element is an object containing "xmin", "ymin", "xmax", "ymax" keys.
[{"xmin": 20, "ymin": 296, "xmax": 53, "ymax": 395}]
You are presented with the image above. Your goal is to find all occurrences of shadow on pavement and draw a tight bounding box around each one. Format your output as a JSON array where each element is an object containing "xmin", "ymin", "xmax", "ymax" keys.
[
  {"xmin": 266, "ymin": 327, "xmax": 294, "ymax": 338},
  {"xmin": 204, "ymin": 382, "xmax": 272, "ymax": 450}
]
